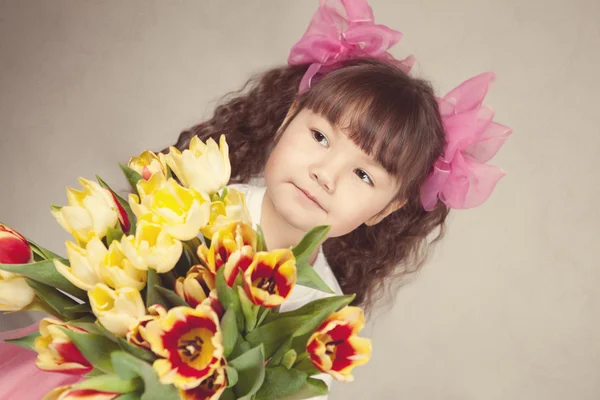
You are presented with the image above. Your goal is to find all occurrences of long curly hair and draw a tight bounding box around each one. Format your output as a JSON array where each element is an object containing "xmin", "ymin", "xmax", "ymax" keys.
[{"xmin": 162, "ymin": 59, "xmax": 449, "ymax": 312}]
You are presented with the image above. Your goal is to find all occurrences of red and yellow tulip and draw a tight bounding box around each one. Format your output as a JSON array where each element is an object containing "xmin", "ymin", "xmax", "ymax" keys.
[
  {"xmin": 179, "ymin": 365, "xmax": 227, "ymax": 400},
  {"xmin": 198, "ymin": 221, "xmax": 256, "ymax": 286},
  {"xmin": 0, "ymin": 223, "xmax": 32, "ymax": 264},
  {"xmin": 43, "ymin": 386, "xmax": 119, "ymax": 400},
  {"xmin": 126, "ymin": 304, "xmax": 167, "ymax": 349},
  {"xmin": 175, "ymin": 265, "xmax": 216, "ymax": 308},
  {"xmin": 243, "ymin": 249, "xmax": 296, "ymax": 308},
  {"xmin": 143, "ymin": 305, "xmax": 224, "ymax": 390},
  {"xmin": 306, "ymin": 306, "xmax": 372, "ymax": 382},
  {"xmin": 34, "ymin": 318, "xmax": 93, "ymax": 375}
]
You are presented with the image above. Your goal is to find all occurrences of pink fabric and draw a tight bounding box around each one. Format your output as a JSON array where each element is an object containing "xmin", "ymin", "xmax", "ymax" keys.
[
  {"xmin": 0, "ymin": 323, "xmax": 82, "ymax": 400},
  {"xmin": 420, "ymin": 73, "xmax": 512, "ymax": 210},
  {"xmin": 288, "ymin": 0, "xmax": 414, "ymax": 92}
]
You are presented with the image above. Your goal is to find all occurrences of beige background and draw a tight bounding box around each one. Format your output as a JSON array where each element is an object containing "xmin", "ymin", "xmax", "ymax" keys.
[{"xmin": 1, "ymin": 0, "xmax": 599, "ymax": 399}]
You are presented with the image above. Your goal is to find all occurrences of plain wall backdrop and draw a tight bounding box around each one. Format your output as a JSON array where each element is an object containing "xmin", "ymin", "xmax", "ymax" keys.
[{"xmin": 1, "ymin": 0, "xmax": 599, "ymax": 399}]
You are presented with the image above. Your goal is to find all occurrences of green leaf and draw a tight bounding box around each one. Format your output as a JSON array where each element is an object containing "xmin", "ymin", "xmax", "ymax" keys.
[
  {"xmin": 115, "ymin": 393, "xmax": 142, "ymax": 400},
  {"xmin": 246, "ymin": 295, "xmax": 355, "ymax": 359},
  {"xmin": 281, "ymin": 349, "xmax": 297, "ymax": 370},
  {"xmin": 153, "ymin": 285, "xmax": 189, "ymax": 308},
  {"xmin": 146, "ymin": 269, "xmax": 168, "ymax": 308},
  {"xmin": 0, "ymin": 259, "xmax": 86, "ymax": 300},
  {"xmin": 254, "ymin": 367, "xmax": 307, "ymax": 400},
  {"xmin": 3, "ymin": 330, "xmax": 40, "ymax": 350},
  {"xmin": 221, "ymin": 308, "xmax": 238, "ymax": 358},
  {"xmin": 74, "ymin": 373, "xmax": 142, "ymax": 393},
  {"xmin": 111, "ymin": 351, "xmax": 180, "ymax": 400},
  {"xmin": 266, "ymin": 337, "xmax": 292, "ymax": 368},
  {"xmin": 26, "ymin": 279, "xmax": 83, "ymax": 320},
  {"xmin": 291, "ymin": 226, "xmax": 330, "ymax": 263},
  {"xmin": 215, "ymin": 267, "xmax": 243, "ymax": 329},
  {"xmin": 255, "ymin": 307, "xmax": 271, "ymax": 328},
  {"xmin": 50, "ymin": 204, "xmax": 62, "ymax": 212},
  {"xmin": 96, "ymin": 174, "xmax": 137, "ymax": 235},
  {"xmin": 224, "ymin": 365, "xmax": 238, "ymax": 388},
  {"xmin": 237, "ymin": 286, "xmax": 258, "ymax": 333},
  {"xmin": 61, "ymin": 329, "xmax": 122, "ymax": 373},
  {"xmin": 296, "ymin": 259, "xmax": 334, "ymax": 294},
  {"xmin": 27, "ymin": 238, "xmax": 62, "ymax": 261},
  {"xmin": 227, "ymin": 335, "xmax": 250, "ymax": 361},
  {"xmin": 220, "ymin": 388, "xmax": 235, "ymax": 400},
  {"xmin": 256, "ymin": 225, "xmax": 267, "ymax": 252},
  {"xmin": 279, "ymin": 378, "xmax": 328, "ymax": 400},
  {"xmin": 106, "ymin": 225, "xmax": 125, "ymax": 245},
  {"xmin": 65, "ymin": 303, "xmax": 92, "ymax": 314},
  {"xmin": 118, "ymin": 164, "xmax": 143, "ymax": 194},
  {"xmin": 228, "ymin": 345, "xmax": 265, "ymax": 399},
  {"xmin": 117, "ymin": 337, "xmax": 157, "ymax": 364}
]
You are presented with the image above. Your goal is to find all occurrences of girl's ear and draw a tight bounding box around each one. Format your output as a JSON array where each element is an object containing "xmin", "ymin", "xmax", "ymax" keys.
[{"xmin": 364, "ymin": 199, "xmax": 407, "ymax": 226}]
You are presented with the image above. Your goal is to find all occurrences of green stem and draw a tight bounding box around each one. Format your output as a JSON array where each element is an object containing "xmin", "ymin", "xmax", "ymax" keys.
[{"xmin": 182, "ymin": 241, "xmax": 201, "ymax": 266}]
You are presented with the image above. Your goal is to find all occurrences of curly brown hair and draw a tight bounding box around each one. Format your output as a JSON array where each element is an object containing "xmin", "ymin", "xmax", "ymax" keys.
[{"xmin": 162, "ymin": 59, "xmax": 449, "ymax": 312}]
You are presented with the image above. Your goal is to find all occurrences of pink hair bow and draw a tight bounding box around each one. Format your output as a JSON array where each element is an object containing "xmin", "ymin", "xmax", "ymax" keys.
[
  {"xmin": 420, "ymin": 72, "xmax": 512, "ymax": 211},
  {"xmin": 288, "ymin": 0, "xmax": 415, "ymax": 92}
]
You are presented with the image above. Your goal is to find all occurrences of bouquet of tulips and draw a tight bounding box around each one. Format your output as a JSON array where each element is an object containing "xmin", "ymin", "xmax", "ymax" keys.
[{"xmin": 0, "ymin": 135, "xmax": 371, "ymax": 400}]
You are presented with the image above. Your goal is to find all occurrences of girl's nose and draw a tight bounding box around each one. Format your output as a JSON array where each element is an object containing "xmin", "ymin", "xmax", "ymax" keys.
[{"xmin": 310, "ymin": 166, "xmax": 335, "ymax": 193}]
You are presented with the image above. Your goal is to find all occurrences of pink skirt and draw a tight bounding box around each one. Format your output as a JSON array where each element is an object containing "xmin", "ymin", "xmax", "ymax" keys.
[{"xmin": 0, "ymin": 323, "xmax": 82, "ymax": 399}]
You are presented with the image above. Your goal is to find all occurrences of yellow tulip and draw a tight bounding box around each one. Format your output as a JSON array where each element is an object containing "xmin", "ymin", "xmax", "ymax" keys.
[
  {"xmin": 164, "ymin": 135, "xmax": 231, "ymax": 195},
  {"xmin": 88, "ymin": 283, "xmax": 146, "ymax": 337},
  {"xmin": 243, "ymin": 249, "xmax": 297, "ymax": 308},
  {"xmin": 0, "ymin": 270, "xmax": 35, "ymax": 311},
  {"xmin": 52, "ymin": 178, "xmax": 121, "ymax": 246},
  {"xmin": 120, "ymin": 220, "xmax": 183, "ymax": 273},
  {"xmin": 200, "ymin": 187, "xmax": 253, "ymax": 239},
  {"xmin": 129, "ymin": 174, "xmax": 210, "ymax": 241},
  {"xmin": 127, "ymin": 150, "xmax": 168, "ymax": 181},
  {"xmin": 174, "ymin": 265, "xmax": 216, "ymax": 308},
  {"xmin": 54, "ymin": 237, "xmax": 107, "ymax": 291},
  {"xmin": 100, "ymin": 241, "xmax": 147, "ymax": 291}
]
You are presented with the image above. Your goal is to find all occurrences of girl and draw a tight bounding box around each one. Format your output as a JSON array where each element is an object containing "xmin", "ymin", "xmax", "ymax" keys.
[{"xmin": 0, "ymin": 0, "xmax": 510, "ymax": 398}]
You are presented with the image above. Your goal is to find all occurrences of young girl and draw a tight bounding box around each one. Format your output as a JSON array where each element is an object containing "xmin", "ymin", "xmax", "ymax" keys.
[{"xmin": 0, "ymin": 0, "xmax": 510, "ymax": 398}]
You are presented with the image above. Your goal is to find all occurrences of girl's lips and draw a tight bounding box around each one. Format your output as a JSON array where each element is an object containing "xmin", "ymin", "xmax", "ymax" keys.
[{"xmin": 293, "ymin": 184, "xmax": 325, "ymax": 211}]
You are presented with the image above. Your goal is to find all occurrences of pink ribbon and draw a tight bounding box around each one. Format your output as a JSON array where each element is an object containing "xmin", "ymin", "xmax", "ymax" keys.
[
  {"xmin": 420, "ymin": 72, "xmax": 512, "ymax": 211},
  {"xmin": 288, "ymin": 0, "xmax": 414, "ymax": 92}
]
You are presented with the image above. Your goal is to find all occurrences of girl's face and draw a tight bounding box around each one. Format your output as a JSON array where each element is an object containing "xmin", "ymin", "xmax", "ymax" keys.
[{"xmin": 264, "ymin": 108, "xmax": 404, "ymax": 238}]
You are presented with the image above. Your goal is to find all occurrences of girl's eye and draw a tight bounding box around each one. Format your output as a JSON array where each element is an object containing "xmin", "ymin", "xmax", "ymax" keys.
[
  {"xmin": 311, "ymin": 130, "xmax": 329, "ymax": 147},
  {"xmin": 355, "ymin": 169, "xmax": 374, "ymax": 186}
]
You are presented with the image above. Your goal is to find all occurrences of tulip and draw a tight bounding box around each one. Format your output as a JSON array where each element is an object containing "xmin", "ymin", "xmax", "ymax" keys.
[
  {"xmin": 0, "ymin": 270, "xmax": 36, "ymax": 311},
  {"xmin": 127, "ymin": 150, "xmax": 168, "ymax": 181},
  {"xmin": 0, "ymin": 224, "xmax": 32, "ymax": 264},
  {"xmin": 88, "ymin": 284, "xmax": 146, "ymax": 337},
  {"xmin": 100, "ymin": 240, "xmax": 147, "ymax": 291},
  {"xmin": 164, "ymin": 135, "xmax": 231, "ymax": 196},
  {"xmin": 179, "ymin": 365, "xmax": 227, "ymax": 400},
  {"xmin": 243, "ymin": 249, "xmax": 296, "ymax": 308},
  {"xmin": 143, "ymin": 305, "xmax": 223, "ymax": 390},
  {"xmin": 129, "ymin": 174, "xmax": 211, "ymax": 241},
  {"xmin": 52, "ymin": 178, "xmax": 123, "ymax": 246},
  {"xmin": 120, "ymin": 220, "xmax": 183, "ymax": 273},
  {"xmin": 42, "ymin": 386, "xmax": 119, "ymax": 400},
  {"xmin": 34, "ymin": 318, "xmax": 93, "ymax": 374},
  {"xmin": 306, "ymin": 306, "xmax": 372, "ymax": 382},
  {"xmin": 126, "ymin": 304, "xmax": 167, "ymax": 350},
  {"xmin": 200, "ymin": 187, "xmax": 252, "ymax": 239},
  {"xmin": 174, "ymin": 265, "xmax": 216, "ymax": 308},
  {"xmin": 198, "ymin": 221, "xmax": 256, "ymax": 286}
]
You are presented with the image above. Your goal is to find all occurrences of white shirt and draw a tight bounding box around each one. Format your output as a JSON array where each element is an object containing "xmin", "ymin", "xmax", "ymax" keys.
[{"xmin": 230, "ymin": 183, "xmax": 342, "ymax": 399}]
